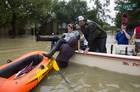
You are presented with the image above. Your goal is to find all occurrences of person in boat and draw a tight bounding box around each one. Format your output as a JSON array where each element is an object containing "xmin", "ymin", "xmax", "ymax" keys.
[
  {"xmin": 38, "ymin": 23, "xmax": 80, "ymax": 68},
  {"xmin": 75, "ymin": 24, "xmax": 89, "ymax": 52},
  {"xmin": 15, "ymin": 61, "xmax": 34, "ymax": 78},
  {"xmin": 115, "ymin": 14, "xmax": 131, "ymax": 45},
  {"xmin": 77, "ymin": 16, "xmax": 107, "ymax": 53},
  {"xmin": 79, "ymin": 31, "xmax": 89, "ymax": 51},
  {"xmin": 115, "ymin": 24, "xmax": 131, "ymax": 45},
  {"xmin": 132, "ymin": 23, "xmax": 140, "ymax": 54}
]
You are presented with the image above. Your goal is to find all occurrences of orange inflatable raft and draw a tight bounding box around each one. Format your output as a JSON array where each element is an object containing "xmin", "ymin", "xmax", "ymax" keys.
[{"xmin": 0, "ymin": 51, "xmax": 59, "ymax": 92}]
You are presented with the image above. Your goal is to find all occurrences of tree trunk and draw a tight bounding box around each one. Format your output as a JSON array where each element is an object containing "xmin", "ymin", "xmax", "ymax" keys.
[
  {"xmin": 9, "ymin": 11, "xmax": 16, "ymax": 38},
  {"xmin": 11, "ymin": 11, "xmax": 16, "ymax": 38}
]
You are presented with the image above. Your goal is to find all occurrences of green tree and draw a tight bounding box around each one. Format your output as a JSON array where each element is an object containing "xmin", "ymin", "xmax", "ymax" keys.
[
  {"xmin": 88, "ymin": 0, "xmax": 111, "ymax": 26},
  {"xmin": 66, "ymin": 0, "xmax": 88, "ymax": 22},
  {"xmin": 115, "ymin": 0, "xmax": 140, "ymax": 28},
  {"xmin": 0, "ymin": 0, "xmax": 53, "ymax": 37},
  {"xmin": 52, "ymin": 0, "xmax": 88, "ymax": 23}
]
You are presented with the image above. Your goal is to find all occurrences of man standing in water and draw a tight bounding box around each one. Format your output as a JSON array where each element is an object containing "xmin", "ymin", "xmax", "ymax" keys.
[{"xmin": 77, "ymin": 16, "xmax": 107, "ymax": 53}]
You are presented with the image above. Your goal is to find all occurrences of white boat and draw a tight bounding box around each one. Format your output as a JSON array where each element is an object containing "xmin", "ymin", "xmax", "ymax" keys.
[
  {"xmin": 106, "ymin": 44, "xmax": 135, "ymax": 55},
  {"xmin": 70, "ymin": 51, "xmax": 140, "ymax": 76}
]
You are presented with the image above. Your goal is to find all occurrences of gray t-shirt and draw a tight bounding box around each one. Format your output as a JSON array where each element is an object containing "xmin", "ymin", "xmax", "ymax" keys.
[{"xmin": 63, "ymin": 31, "xmax": 80, "ymax": 42}]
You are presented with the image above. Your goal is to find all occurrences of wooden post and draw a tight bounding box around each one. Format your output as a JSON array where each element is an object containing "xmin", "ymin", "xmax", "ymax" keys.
[
  {"xmin": 111, "ymin": 44, "xmax": 113, "ymax": 54},
  {"xmin": 125, "ymin": 46, "xmax": 128, "ymax": 55}
]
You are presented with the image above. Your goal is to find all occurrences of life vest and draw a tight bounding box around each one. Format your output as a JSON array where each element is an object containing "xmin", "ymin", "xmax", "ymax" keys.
[{"xmin": 135, "ymin": 26, "xmax": 140, "ymax": 39}]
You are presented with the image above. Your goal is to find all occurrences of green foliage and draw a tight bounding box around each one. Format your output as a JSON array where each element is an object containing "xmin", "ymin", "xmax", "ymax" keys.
[
  {"xmin": 0, "ymin": 0, "xmax": 52, "ymax": 24},
  {"xmin": 0, "ymin": 0, "xmax": 112, "ymax": 36},
  {"xmin": 0, "ymin": 0, "xmax": 53, "ymax": 35},
  {"xmin": 66, "ymin": 0, "xmax": 88, "ymax": 22},
  {"xmin": 94, "ymin": 0, "xmax": 110, "ymax": 21},
  {"xmin": 52, "ymin": 0, "xmax": 88, "ymax": 23},
  {"xmin": 86, "ymin": 10, "xmax": 97, "ymax": 22},
  {"xmin": 115, "ymin": 0, "xmax": 140, "ymax": 28},
  {"xmin": 52, "ymin": 0, "xmax": 110, "ymax": 26},
  {"xmin": 114, "ymin": 13, "xmax": 121, "ymax": 28},
  {"xmin": 88, "ymin": 0, "xmax": 111, "ymax": 26}
]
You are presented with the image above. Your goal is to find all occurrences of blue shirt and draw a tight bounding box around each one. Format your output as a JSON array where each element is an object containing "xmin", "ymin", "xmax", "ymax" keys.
[{"xmin": 115, "ymin": 31, "xmax": 131, "ymax": 45}]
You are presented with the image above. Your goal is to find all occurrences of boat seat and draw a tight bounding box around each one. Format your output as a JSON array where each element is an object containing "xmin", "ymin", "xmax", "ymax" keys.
[{"xmin": 0, "ymin": 54, "xmax": 43, "ymax": 78}]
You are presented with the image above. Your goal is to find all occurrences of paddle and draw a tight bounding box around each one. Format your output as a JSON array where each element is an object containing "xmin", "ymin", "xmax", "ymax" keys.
[{"xmin": 52, "ymin": 58, "xmax": 70, "ymax": 84}]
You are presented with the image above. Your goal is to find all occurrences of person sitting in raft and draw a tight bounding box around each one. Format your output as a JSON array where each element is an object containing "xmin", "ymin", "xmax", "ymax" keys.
[
  {"xmin": 39, "ymin": 24, "xmax": 80, "ymax": 68},
  {"xmin": 15, "ymin": 61, "xmax": 34, "ymax": 78}
]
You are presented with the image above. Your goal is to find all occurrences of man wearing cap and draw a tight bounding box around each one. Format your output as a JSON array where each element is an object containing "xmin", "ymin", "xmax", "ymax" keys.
[{"xmin": 77, "ymin": 16, "xmax": 107, "ymax": 53}]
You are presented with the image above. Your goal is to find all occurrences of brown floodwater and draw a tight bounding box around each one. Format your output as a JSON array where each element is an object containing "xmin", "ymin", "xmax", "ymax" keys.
[{"xmin": 0, "ymin": 36, "xmax": 140, "ymax": 92}]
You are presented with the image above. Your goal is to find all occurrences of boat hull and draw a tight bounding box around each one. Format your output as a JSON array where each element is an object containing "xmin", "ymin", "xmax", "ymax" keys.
[
  {"xmin": 71, "ymin": 51, "xmax": 140, "ymax": 76},
  {"xmin": 107, "ymin": 44, "xmax": 135, "ymax": 55}
]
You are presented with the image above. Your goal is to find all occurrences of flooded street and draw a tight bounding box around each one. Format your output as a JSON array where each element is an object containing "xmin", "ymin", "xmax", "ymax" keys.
[
  {"xmin": 0, "ymin": 36, "xmax": 140, "ymax": 92},
  {"xmin": 32, "ymin": 63, "xmax": 140, "ymax": 92},
  {"xmin": 0, "ymin": 36, "xmax": 50, "ymax": 65}
]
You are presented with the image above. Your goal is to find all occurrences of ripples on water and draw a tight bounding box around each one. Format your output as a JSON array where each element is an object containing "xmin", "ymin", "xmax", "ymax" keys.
[
  {"xmin": 32, "ymin": 63, "xmax": 140, "ymax": 92},
  {"xmin": 0, "ymin": 36, "xmax": 50, "ymax": 65},
  {"xmin": 0, "ymin": 36, "xmax": 140, "ymax": 92}
]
